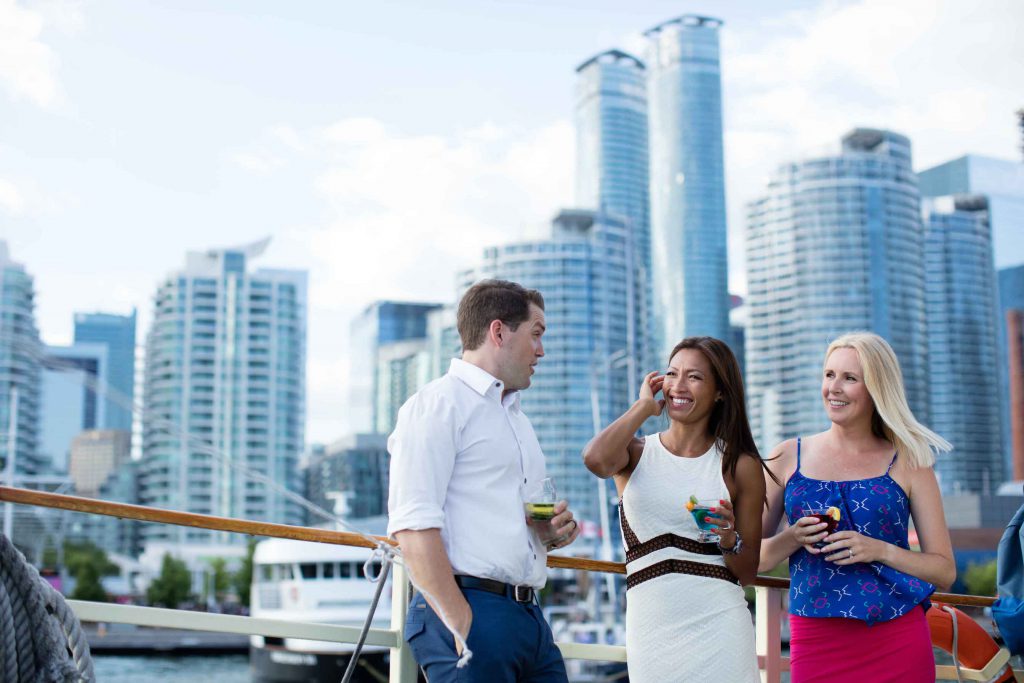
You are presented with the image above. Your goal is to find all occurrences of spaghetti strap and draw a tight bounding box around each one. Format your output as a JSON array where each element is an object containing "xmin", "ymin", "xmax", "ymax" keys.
[
  {"xmin": 796, "ymin": 437, "xmax": 802, "ymax": 472},
  {"xmin": 885, "ymin": 452, "xmax": 898, "ymax": 473}
]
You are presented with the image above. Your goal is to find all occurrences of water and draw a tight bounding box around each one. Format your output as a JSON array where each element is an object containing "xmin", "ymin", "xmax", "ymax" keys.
[{"xmin": 93, "ymin": 655, "xmax": 250, "ymax": 682}]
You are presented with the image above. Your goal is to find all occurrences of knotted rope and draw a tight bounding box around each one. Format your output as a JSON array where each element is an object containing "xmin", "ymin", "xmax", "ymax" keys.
[{"xmin": 0, "ymin": 533, "xmax": 93, "ymax": 682}]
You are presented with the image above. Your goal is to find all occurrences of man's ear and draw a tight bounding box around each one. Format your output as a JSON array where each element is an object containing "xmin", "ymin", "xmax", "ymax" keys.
[{"xmin": 488, "ymin": 319, "xmax": 504, "ymax": 347}]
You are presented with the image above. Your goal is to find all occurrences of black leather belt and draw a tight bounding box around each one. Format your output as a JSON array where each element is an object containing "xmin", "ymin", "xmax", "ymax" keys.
[{"xmin": 454, "ymin": 575, "xmax": 535, "ymax": 603}]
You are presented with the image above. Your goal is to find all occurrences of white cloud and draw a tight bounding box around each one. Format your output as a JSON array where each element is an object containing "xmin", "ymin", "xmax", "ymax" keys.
[
  {"xmin": 0, "ymin": 0, "xmax": 78, "ymax": 108},
  {"xmin": 0, "ymin": 177, "xmax": 24, "ymax": 213},
  {"xmin": 722, "ymin": 0, "xmax": 1024, "ymax": 294},
  {"xmin": 232, "ymin": 151, "xmax": 284, "ymax": 175},
  {"xmin": 281, "ymin": 117, "xmax": 574, "ymax": 439}
]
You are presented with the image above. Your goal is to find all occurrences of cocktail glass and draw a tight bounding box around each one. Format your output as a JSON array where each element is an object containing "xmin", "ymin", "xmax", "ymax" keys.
[
  {"xmin": 802, "ymin": 505, "xmax": 840, "ymax": 547},
  {"xmin": 523, "ymin": 478, "xmax": 558, "ymax": 521},
  {"xmin": 688, "ymin": 498, "xmax": 720, "ymax": 542}
]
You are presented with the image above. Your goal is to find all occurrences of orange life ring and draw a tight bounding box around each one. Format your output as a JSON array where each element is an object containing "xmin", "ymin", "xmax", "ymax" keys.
[{"xmin": 927, "ymin": 602, "xmax": 1014, "ymax": 682}]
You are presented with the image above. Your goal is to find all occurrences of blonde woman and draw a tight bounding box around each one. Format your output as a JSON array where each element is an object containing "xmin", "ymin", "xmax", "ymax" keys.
[{"xmin": 760, "ymin": 332, "xmax": 955, "ymax": 683}]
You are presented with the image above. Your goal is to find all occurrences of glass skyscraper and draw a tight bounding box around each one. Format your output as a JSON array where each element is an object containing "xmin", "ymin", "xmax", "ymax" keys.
[
  {"xmin": 923, "ymin": 195, "xmax": 1003, "ymax": 493},
  {"xmin": 746, "ymin": 129, "xmax": 928, "ymax": 452},
  {"xmin": 74, "ymin": 310, "xmax": 137, "ymax": 433},
  {"xmin": 139, "ymin": 239, "xmax": 306, "ymax": 546},
  {"xmin": 919, "ymin": 154, "xmax": 1024, "ymax": 483},
  {"xmin": 461, "ymin": 210, "xmax": 633, "ymax": 540},
  {"xmin": 39, "ymin": 342, "xmax": 108, "ymax": 472},
  {"xmin": 0, "ymin": 241, "xmax": 43, "ymax": 478},
  {"xmin": 575, "ymin": 49, "xmax": 653, "ymax": 376},
  {"xmin": 644, "ymin": 15, "xmax": 730, "ymax": 356},
  {"xmin": 348, "ymin": 301, "xmax": 442, "ymax": 434}
]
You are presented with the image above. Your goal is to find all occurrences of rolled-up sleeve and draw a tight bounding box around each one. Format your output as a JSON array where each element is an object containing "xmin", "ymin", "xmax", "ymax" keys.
[{"xmin": 386, "ymin": 389, "xmax": 458, "ymax": 537}]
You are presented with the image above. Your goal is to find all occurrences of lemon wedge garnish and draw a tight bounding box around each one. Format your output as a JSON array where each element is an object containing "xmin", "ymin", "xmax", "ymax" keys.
[{"xmin": 826, "ymin": 506, "xmax": 841, "ymax": 521}]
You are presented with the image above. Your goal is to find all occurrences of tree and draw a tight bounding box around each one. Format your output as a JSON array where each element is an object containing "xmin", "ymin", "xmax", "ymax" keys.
[
  {"xmin": 64, "ymin": 541, "xmax": 118, "ymax": 602},
  {"xmin": 233, "ymin": 537, "xmax": 257, "ymax": 607},
  {"xmin": 964, "ymin": 560, "xmax": 998, "ymax": 597},
  {"xmin": 147, "ymin": 553, "xmax": 192, "ymax": 608}
]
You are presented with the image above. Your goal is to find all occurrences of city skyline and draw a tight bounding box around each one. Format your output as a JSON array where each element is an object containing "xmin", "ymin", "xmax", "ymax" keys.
[{"xmin": 1, "ymin": 0, "xmax": 1021, "ymax": 442}]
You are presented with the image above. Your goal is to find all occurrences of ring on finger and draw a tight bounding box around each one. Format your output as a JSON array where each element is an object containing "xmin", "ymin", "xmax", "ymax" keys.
[{"xmin": 848, "ymin": 548, "xmax": 854, "ymax": 560}]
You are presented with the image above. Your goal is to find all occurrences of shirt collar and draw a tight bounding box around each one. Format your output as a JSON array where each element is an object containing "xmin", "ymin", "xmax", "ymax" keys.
[{"xmin": 449, "ymin": 358, "xmax": 521, "ymax": 409}]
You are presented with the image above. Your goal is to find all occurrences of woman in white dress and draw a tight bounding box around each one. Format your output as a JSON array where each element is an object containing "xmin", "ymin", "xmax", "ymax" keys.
[{"xmin": 583, "ymin": 336, "xmax": 775, "ymax": 683}]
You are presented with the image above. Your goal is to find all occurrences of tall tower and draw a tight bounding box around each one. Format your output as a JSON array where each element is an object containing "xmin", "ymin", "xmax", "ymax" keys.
[
  {"xmin": 746, "ymin": 129, "xmax": 928, "ymax": 452},
  {"xmin": 0, "ymin": 241, "xmax": 43, "ymax": 478},
  {"xmin": 74, "ymin": 310, "xmax": 137, "ymax": 433},
  {"xmin": 462, "ymin": 210, "xmax": 633, "ymax": 541},
  {"xmin": 645, "ymin": 15, "xmax": 730, "ymax": 356},
  {"xmin": 923, "ymin": 195, "xmax": 1003, "ymax": 493},
  {"xmin": 575, "ymin": 49, "xmax": 653, "ymax": 374},
  {"xmin": 139, "ymin": 238, "xmax": 306, "ymax": 546}
]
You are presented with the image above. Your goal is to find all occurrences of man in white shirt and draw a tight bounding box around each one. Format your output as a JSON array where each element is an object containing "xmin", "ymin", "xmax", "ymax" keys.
[{"xmin": 388, "ymin": 279, "xmax": 580, "ymax": 682}]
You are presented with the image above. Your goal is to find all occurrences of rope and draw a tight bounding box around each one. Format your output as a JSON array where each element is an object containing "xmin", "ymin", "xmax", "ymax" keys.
[
  {"xmin": 340, "ymin": 554, "xmax": 392, "ymax": 683},
  {"xmin": 0, "ymin": 532, "xmax": 92, "ymax": 682}
]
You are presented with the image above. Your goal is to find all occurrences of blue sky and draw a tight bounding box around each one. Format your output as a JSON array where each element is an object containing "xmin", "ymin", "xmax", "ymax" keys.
[{"xmin": 1, "ymin": 0, "xmax": 1021, "ymax": 442}]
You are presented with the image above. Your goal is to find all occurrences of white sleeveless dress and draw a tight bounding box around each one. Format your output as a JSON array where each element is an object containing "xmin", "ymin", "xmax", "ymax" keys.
[{"xmin": 621, "ymin": 434, "xmax": 759, "ymax": 683}]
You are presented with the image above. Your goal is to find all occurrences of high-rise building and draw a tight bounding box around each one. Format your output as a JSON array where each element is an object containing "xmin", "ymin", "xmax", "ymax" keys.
[
  {"xmin": 348, "ymin": 301, "xmax": 442, "ymax": 434},
  {"xmin": 74, "ymin": 310, "xmax": 137, "ymax": 433},
  {"xmin": 923, "ymin": 196, "xmax": 1003, "ymax": 493},
  {"xmin": 920, "ymin": 155, "xmax": 1024, "ymax": 482},
  {"xmin": 918, "ymin": 155, "xmax": 1024, "ymax": 269},
  {"xmin": 70, "ymin": 429, "xmax": 131, "ymax": 495},
  {"xmin": 644, "ymin": 15, "xmax": 730, "ymax": 355},
  {"xmin": 39, "ymin": 342, "xmax": 108, "ymax": 472},
  {"xmin": 1002, "ymin": 265, "xmax": 1024, "ymax": 480},
  {"xmin": 139, "ymin": 238, "xmax": 306, "ymax": 546},
  {"xmin": 375, "ymin": 338, "xmax": 432, "ymax": 435},
  {"xmin": 303, "ymin": 433, "xmax": 389, "ymax": 521},
  {"xmin": 0, "ymin": 241, "xmax": 43, "ymax": 478},
  {"xmin": 746, "ymin": 129, "xmax": 928, "ymax": 452},
  {"xmin": 575, "ymin": 49, "xmax": 654, "ymax": 375},
  {"xmin": 460, "ymin": 210, "xmax": 634, "ymax": 538}
]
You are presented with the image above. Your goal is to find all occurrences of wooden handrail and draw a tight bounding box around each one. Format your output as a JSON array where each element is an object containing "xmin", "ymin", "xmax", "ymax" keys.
[{"xmin": 0, "ymin": 486, "xmax": 997, "ymax": 606}]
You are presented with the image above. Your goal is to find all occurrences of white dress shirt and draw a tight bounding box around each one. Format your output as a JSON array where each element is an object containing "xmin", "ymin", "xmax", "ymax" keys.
[{"xmin": 387, "ymin": 358, "xmax": 548, "ymax": 588}]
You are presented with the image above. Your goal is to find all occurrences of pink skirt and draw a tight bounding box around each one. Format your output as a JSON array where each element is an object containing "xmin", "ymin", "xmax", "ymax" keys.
[{"xmin": 789, "ymin": 607, "xmax": 934, "ymax": 683}]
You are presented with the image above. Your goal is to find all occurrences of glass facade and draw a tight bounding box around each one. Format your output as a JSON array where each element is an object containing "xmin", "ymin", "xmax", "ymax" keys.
[
  {"xmin": 645, "ymin": 15, "xmax": 730, "ymax": 356},
  {"xmin": 0, "ymin": 241, "xmax": 43, "ymax": 478},
  {"xmin": 746, "ymin": 129, "xmax": 928, "ymax": 453},
  {"xmin": 348, "ymin": 301, "xmax": 442, "ymax": 434},
  {"xmin": 461, "ymin": 210, "xmax": 633, "ymax": 547},
  {"xmin": 139, "ymin": 240, "xmax": 307, "ymax": 545},
  {"xmin": 303, "ymin": 433, "xmax": 389, "ymax": 521},
  {"xmin": 919, "ymin": 154, "xmax": 1024, "ymax": 482},
  {"xmin": 39, "ymin": 342, "xmax": 108, "ymax": 472},
  {"xmin": 923, "ymin": 196, "xmax": 1003, "ymax": 493},
  {"xmin": 74, "ymin": 310, "xmax": 137, "ymax": 432},
  {"xmin": 575, "ymin": 49, "xmax": 654, "ymax": 376}
]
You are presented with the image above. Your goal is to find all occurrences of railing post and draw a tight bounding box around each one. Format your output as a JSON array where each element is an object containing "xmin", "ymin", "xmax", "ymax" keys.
[
  {"xmin": 389, "ymin": 561, "xmax": 417, "ymax": 683},
  {"xmin": 756, "ymin": 585, "xmax": 784, "ymax": 683}
]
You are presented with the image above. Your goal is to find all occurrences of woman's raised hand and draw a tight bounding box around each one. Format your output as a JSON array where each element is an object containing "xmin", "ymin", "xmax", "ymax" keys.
[{"xmin": 639, "ymin": 371, "xmax": 666, "ymax": 417}]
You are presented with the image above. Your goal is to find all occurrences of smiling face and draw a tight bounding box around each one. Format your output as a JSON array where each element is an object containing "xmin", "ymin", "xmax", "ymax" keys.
[
  {"xmin": 496, "ymin": 303, "xmax": 545, "ymax": 393},
  {"xmin": 822, "ymin": 347, "xmax": 875, "ymax": 427},
  {"xmin": 662, "ymin": 348, "xmax": 720, "ymax": 426}
]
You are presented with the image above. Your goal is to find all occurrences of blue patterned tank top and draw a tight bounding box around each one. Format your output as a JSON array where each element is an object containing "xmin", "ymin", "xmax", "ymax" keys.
[{"xmin": 784, "ymin": 438, "xmax": 934, "ymax": 625}]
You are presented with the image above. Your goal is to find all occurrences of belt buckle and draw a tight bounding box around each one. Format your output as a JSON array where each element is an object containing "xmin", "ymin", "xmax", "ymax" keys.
[{"xmin": 513, "ymin": 585, "xmax": 532, "ymax": 602}]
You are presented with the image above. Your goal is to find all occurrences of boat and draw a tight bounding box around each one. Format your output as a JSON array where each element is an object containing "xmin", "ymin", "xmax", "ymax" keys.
[{"xmin": 249, "ymin": 533, "xmax": 395, "ymax": 683}]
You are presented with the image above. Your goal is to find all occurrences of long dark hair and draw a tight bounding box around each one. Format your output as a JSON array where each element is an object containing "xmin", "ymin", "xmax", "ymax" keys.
[{"xmin": 668, "ymin": 336, "xmax": 781, "ymax": 489}]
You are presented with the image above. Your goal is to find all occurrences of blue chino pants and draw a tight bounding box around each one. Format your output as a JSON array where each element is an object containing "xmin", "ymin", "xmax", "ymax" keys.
[{"xmin": 404, "ymin": 587, "xmax": 568, "ymax": 683}]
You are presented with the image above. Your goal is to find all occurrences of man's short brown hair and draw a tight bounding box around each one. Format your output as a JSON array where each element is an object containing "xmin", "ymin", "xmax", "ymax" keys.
[{"xmin": 457, "ymin": 279, "xmax": 545, "ymax": 351}]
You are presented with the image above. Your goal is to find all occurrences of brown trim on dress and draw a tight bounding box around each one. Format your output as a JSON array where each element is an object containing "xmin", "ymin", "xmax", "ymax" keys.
[
  {"xmin": 626, "ymin": 559, "xmax": 739, "ymax": 589},
  {"xmin": 626, "ymin": 532, "xmax": 722, "ymax": 562}
]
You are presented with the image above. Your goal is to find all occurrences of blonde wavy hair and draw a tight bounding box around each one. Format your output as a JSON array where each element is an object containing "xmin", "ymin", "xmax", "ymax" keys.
[{"xmin": 825, "ymin": 332, "xmax": 950, "ymax": 468}]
